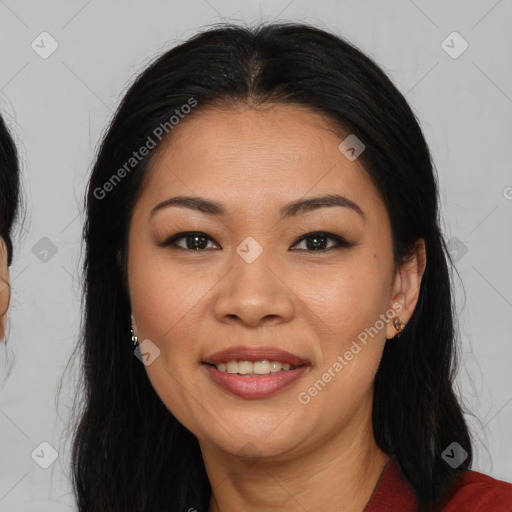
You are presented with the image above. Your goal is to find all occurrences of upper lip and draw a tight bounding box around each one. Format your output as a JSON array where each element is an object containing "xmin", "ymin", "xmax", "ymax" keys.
[{"xmin": 202, "ymin": 346, "xmax": 310, "ymax": 367}]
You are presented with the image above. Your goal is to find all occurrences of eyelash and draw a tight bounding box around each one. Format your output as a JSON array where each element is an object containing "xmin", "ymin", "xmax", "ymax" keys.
[{"xmin": 158, "ymin": 231, "xmax": 353, "ymax": 253}]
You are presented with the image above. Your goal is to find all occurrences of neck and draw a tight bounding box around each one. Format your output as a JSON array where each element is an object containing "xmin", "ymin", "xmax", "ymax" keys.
[{"xmin": 202, "ymin": 401, "xmax": 390, "ymax": 512}]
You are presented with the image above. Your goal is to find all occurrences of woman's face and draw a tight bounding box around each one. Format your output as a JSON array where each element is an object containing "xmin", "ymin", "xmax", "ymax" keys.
[
  {"xmin": 127, "ymin": 103, "xmax": 422, "ymax": 461},
  {"xmin": 0, "ymin": 237, "xmax": 10, "ymax": 340}
]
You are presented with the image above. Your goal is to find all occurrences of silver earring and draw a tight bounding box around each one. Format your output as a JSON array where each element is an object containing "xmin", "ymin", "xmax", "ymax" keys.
[{"xmin": 131, "ymin": 326, "xmax": 138, "ymax": 348}]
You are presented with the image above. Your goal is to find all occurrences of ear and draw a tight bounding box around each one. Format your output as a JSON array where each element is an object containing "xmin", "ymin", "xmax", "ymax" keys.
[
  {"xmin": 386, "ymin": 238, "xmax": 427, "ymax": 340},
  {"xmin": 0, "ymin": 238, "xmax": 11, "ymax": 341}
]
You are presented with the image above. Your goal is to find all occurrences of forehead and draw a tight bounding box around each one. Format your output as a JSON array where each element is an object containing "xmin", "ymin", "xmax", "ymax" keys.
[{"xmin": 137, "ymin": 103, "xmax": 385, "ymax": 220}]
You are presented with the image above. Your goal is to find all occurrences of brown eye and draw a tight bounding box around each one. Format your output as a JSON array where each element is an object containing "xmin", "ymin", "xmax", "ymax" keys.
[
  {"xmin": 291, "ymin": 232, "xmax": 352, "ymax": 252},
  {"xmin": 160, "ymin": 232, "xmax": 220, "ymax": 251}
]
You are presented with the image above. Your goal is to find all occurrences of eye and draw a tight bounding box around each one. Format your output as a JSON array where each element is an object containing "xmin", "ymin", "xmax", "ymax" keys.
[
  {"xmin": 290, "ymin": 231, "xmax": 352, "ymax": 252},
  {"xmin": 159, "ymin": 231, "xmax": 220, "ymax": 251}
]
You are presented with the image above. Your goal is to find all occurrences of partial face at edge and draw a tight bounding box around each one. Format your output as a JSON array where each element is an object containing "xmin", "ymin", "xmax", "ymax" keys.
[
  {"xmin": 0, "ymin": 237, "xmax": 10, "ymax": 340},
  {"xmin": 126, "ymin": 103, "xmax": 425, "ymax": 460}
]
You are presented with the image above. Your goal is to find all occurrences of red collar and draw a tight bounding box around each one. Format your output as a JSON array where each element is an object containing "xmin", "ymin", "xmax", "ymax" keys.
[
  {"xmin": 362, "ymin": 456, "xmax": 512, "ymax": 512},
  {"xmin": 363, "ymin": 457, "xmax": 418, "ymax": 512}
]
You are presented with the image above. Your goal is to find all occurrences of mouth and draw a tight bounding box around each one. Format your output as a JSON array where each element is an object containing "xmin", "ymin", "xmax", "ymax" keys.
[{"xmin": 201, "ymin": 345, "xmax": 311, "ymax": 399}]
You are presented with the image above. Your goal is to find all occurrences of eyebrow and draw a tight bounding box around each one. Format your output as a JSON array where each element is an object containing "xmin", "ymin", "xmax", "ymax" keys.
[{"xmin": 150, "ymin": 193, "xmax": 365, "ymax": 220}]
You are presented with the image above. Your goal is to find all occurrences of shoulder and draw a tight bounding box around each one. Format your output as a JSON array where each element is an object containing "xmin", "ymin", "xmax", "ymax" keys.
[{"xmin": 437, "ymin": 469, "xmax": 512, "ymax": 511}]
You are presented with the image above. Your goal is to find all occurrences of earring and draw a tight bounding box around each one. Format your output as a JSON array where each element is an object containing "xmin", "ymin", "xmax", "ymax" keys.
[
  {"xmin": 393, "ymin": 317, "xmax": 406, "ymax": 338},
  {"xmin": 131, "ymin": 326, "xmax": 138, "ymax": 348}
]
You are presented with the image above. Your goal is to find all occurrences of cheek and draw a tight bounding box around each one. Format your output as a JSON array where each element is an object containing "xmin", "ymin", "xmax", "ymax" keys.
[
  {"xmin": 297, "ymin": 255, "xmax": 392, "ymax": 340},
  {"xmin": 128, "ymin": 244, "xmax": 213, "ymax": 343},
  {"xmin": 295, "ymin": 252, "xmax": 392, "ymax": 393},
  {"xmin": 0, "ymin": 272, "xmax": 10, "ymax": 318},
  {"xmin": 295, "ymin": 268, "xmax": 389, "ymax": 425},
  {"xmin": 128, "ymin": 254, "xmax": 210, "ymax": 429}
]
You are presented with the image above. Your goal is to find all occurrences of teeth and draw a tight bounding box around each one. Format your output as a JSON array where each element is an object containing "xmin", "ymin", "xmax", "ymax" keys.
[{"xmin": 215, "ymin": 360, "xmax": 295, "ymax": 375}]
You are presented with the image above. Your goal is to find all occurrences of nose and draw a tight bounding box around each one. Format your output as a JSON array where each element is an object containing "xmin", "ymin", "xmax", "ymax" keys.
[{"xmin": 213, "ymin": 253, "xmax": 295, "ymax": 328}]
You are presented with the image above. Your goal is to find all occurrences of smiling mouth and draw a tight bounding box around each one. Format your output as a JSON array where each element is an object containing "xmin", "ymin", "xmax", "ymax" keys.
[
  {"xmin": 202, "ymin": 361, "xmax": 310, "ymax": 399},
  {"xmin": 203, "ymin": 360, "xmax": 305, "ymax": 376}
]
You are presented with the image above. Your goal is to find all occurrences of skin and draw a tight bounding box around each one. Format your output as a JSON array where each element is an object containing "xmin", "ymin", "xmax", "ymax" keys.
[
  {"xmin": 0, "ymin": 237, "xmax": 10, "ymax": 340},
  {"xmin": 127, "ymin": 103, "xmax": 426, "ymax": 512}
]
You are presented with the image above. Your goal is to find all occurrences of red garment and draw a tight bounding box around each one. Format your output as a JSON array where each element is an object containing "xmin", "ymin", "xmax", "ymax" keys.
[{"xmin": 364, "ymin": 457, "xmax": 512, "ymax": 511}]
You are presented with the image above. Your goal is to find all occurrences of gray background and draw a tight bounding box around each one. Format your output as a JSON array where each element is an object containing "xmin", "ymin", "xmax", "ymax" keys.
[{"xmin": 1, "ymin": 0, "xmax": 511, "ymax": 510}]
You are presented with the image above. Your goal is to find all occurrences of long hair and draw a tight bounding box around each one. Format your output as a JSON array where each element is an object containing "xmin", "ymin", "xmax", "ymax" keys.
[
  {"xmin": 0, "ymin": 113, "xmax": 20, "ymax": 268},
  {"xmin": 71, "ymin": 22, "xmax": 472, "ymax": 511}
]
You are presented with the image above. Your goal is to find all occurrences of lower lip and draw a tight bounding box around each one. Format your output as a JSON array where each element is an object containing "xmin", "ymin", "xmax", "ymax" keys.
[{"xmin": 202, "ymin": 364, "xmax": 309, "ymax": 399}]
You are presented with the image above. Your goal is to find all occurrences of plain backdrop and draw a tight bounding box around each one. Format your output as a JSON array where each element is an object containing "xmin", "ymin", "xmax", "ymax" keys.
[{"xmin": 1, "ymin": 0, "xmax": 511, "ymax": 510}]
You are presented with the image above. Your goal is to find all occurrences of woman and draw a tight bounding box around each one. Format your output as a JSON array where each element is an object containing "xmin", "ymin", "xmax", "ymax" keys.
[
  {"xmin": 71, "ymin": 23, "xmax": 512, "ymax": 511},
  {"xmin": 0, "ymin": 114, "xmax": 20, "ymax": 343}
]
